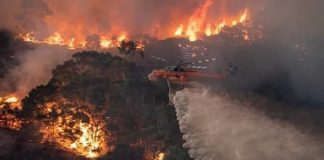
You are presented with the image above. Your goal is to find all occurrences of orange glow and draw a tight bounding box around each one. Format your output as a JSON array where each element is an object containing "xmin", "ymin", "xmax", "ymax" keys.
[
  {"xmin": 19, "ymin": 32, "xmax": 39, "ymax": 43},
  {"xmin": 174, "ymin": 24, "xmax": 184, "ymax": 36},
  {"xmin": 0, "ymin": 114, "xmax": 22, "ymax": 130},
  {"xmin": 136, "ymin": 40, "xmax": 146, "ymax": 50},
  {"xmin": 214, "ymin": 21, "xmax": 226, "ymax": 35},
  {"xmin": 1, "ymin": 96, "xmax": 21, "ymax": 110},
  {"xmin": 4, "ymin": 96, "xmax": 18, "ymax": 103},
  {"xmin": 154, "ymin": 152, "xmax": 165, "ymax": 160},
  {"xmin": 117, "ymin": 32, "xmax": 127, "ymax": 42},
  {"xmin": 100, "ymin": 38, "xmax": 112, "ymax": 48},
  {"xmin": 68, "ymin": 38, "xmax": 75, "ymax": 49},
  {"xmin": 174, "ymin": 3, "xmax": 250, "ymax": 41},
  {"xmin": 242, "ymin": 29, "xmax": 250, "ymax": 41},
  {"xmin": 240, "ymin": 8, "xmax": 248, "ymax": 23},
  {"xmin": 205, "ymin": 24, "xmax": 212, "ymax": 36},
  {"xmin": 16, "ymin": 1, "xmax": 250, "ymax": 48},
  {"xmin": 44, "ymin": 32, "xmax": 64, "ymax": 45},
  {"xmin": 232, "ymin": 20, "xmax": 238, "ymax": 26},
  {"xmin": 184, "ymin": 0, "xmax": 213, "ymax": 41},
  {"xmin": 0, "ymin": 96, "xmax": 22, "ymax": 130},
  {"xmin": 244, "ymin": 34, "xmax": 250, "ymax": 40},
  {"xmin": 39, "ymin": 101, "xmax": 109, "ymax": 158},
  {"xmin": 18, "ymin": 31, "xmax": 132, "ymax": 50}
]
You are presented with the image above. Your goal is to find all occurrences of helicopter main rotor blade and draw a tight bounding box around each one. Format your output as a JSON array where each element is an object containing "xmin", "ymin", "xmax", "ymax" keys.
[
  {"xmin": 183, "ymin": 58, "xmax": 217, "ymax": 65},
  {"xmin": 185, "ymin": 66, "xmax": 208, "ymax": 69},
  {"xmin": 150, "ymin": 56, "xmax": 167, "ymax": 62}
]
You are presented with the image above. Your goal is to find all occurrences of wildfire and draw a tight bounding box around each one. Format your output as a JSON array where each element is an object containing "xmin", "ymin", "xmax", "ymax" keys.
[
  {"xmin": 69, "ymin": 121, "xmax": 107, "ymax": 158},
  {"xmin": 16, "ymin": 0, "xmax": 251, "ymax": 49},
  {"xmin": 154, "ymin": 152, "xmax": 165, "ymax": 160},
  {"xmin": 100, "ymin": 38, "xmax": 112, "ymax": 49},
  {"xmin": 174, "ymin": 25, "xmax": 184, "ymax": 36},
  {"xmin": 240, "ymin": 9, "xmax": 248, "ymax": 23},
  {"xmin": 0, "ymin": 96, "xmax": 22, "ymax": 130},
  {"xmin": 44, "ymin": 32, "xmax": 64, "ymax": 45},
  {"xmin": 117, "ymin": 32, "xmax": 128, "ymax": 42},
  {"xmin": 215, "ymin": 21, "xmax": 226, "ymax": 35},
  {"xmin": 0, "ymin": 96, "xmax": 21, "ymax": 110},
  {"xmin": 39, "ymin": 101, "xmax": 109, "ymax": 158},
  {"xmin": 174, "ymin": 3, "xmax": 250, "ymax": 41},
  {"xmin": 18, "ymin": 31, "xmax": 132, "ymax": 50},
  {"xmin": 4, "ymin": 96, "xmax": 18, "ymax": 103}
]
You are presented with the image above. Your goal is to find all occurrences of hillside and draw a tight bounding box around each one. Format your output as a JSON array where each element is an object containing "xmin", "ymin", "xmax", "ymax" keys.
[{"xmin": 1, "ymin": 51, "xmax": 189, "ymax": 160}]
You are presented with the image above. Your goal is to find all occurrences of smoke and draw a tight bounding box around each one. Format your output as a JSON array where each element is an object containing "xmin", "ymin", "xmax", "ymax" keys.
[
  {"xmin": 186, "ymin": 0, "xmax": 324, "ymax": 107},
  {"xmin": 174, "ymin": 88, "xmax": 324, "ymax": 160},
  {"xmin": 0, "ymin": 45, "xmax": 71, "ymax": 97}
]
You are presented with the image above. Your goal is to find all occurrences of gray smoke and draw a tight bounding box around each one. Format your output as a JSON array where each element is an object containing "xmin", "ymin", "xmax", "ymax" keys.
[
  {"xmin": 0, "ymin": 46, "xmax": 71, "ymax": 97},
  {"xmin": 174, "ymin": 88, "xmax": 324, "ymax": 160}
]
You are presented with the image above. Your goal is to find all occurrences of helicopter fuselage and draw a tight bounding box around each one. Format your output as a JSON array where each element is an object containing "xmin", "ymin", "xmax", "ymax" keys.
[{"xmin": 148, "ymin": 69, "xmax": 224, "ymax": 84}]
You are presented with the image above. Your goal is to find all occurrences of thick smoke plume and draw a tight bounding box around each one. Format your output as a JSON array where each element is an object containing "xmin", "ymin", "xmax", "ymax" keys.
[
  {"xmin": 174, "ymin": 88, "xmax": 324, "ymax": 160},
  {"xmin": 0, "ymin": 46, "xmax": 71, "ymax": 97}
]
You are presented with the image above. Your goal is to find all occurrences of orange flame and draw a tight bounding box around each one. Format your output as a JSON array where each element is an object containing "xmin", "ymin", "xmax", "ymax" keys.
[
  {"xmin": 0, "ymin": 96, "xmax": 22, "ymax": 130},
  {"xmin": 18, "ymin": 31, "xmax": 131, "ymax": 50},
  {"xmin": 16, "ymin": 0, "xmax": 250, "ymax": 49},
  {"xmin": 204, "ymin": 24, "xmax": 211, "ymax": 36},
  {"xmin": 174, "ymin": 24, "xmax": 184, "ymax": 36},
  {"xmin": 4, "ymin": 97, "xmax": 18, "ymax": 103},
  {"xmin": 214, "ymin": 21, "xmax": 226, "ymax": 35},
  {"xmin": 174, "ymin": 5, "xmax": 249, "ymax": 41},
  {"xmin": 40, "ymin": 101, "xmax": 109, "ymax": 158},
  {"xmin": 240, "ymin": 8, "xmax": 248, "ymax": 23},
  {"xmin": 185, "ymin": 0, "xmax": 213, "ymax": 41},
  {"xmin": 154, "ymin": 152, "xmax": 165, "ymax": 160},
  {"xmin": 100, "ymin": 38, "xmax": 112, "ymax": 48},
  {"xmin": 1, "ymin": 96, "xmax": 21, "ymax": 110}
]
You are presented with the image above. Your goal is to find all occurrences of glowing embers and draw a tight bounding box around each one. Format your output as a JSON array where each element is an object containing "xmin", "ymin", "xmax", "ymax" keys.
[
  {"xmin": 0, "ymin": 96, "xmax": 22, "ymax": 130},
  {"xmin": 39, "ymin": 101, "xmax": 108, "ymax": 158},
  {"xmin": 174, "ymin": 5, "xmax": 250, "ymax": 41},
  {"xmin": 154, "ymin": 152, "xmax": 165, "ymax": 160}
]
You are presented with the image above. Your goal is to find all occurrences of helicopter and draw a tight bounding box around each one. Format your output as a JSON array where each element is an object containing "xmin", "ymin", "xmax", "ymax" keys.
[{"xmin": 148, "ymin": 57, "xmax": 230, "ymax": 84}]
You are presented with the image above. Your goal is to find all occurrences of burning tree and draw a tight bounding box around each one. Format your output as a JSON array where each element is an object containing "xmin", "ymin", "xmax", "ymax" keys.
[
  {"xmin": 118, "ymin": 40, "xmax": 145, "ymax": 58},
  {"xmin": 0, "ymin": 96, "xmax": 22, "ymax": 130},
  {"xmin": 35, "ymin": 98, "xmax": 109, "ymax": 158}
]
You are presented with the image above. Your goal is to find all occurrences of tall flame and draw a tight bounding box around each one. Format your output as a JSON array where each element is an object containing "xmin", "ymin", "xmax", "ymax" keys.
[
  {"xmin": 240, "ymin": 8, "xmax": 248, "ymax": 23},
  {"xmin": 174, "ymin": 24, "xmax": 184, "ymax": 36},
  {"xmin": 174, "ymin": 4, "xmax": 249, "ymax": 41},
  {"xmin": 185, "ymin": 0, "xmax": 213, "ymax": 41},
  {"xmin": 16, "ymin": 0, "xmax": 250, "ymax": 49}
]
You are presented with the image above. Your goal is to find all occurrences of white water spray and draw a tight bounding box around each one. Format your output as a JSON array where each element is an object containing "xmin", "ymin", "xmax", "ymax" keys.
[{"xmin": 173, "ymin": 88, "xmax": 324, "ymax": 160}]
